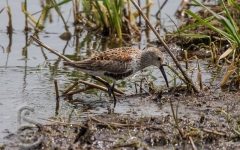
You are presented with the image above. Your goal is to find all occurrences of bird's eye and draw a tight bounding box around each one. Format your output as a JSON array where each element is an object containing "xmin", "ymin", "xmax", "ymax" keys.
[{"xmin": 157, "ymin": 57, "xmax": 161, "ymax": 61}]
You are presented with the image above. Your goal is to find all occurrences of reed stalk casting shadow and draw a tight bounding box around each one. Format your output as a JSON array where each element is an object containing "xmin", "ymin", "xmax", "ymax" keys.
[
  {"xmin": 54, "ymin": 80, "xmax": 60, "ymax": 98},
  {"xmin": 130, "ymin": 0, "xmax": 200, "ymax": 93}
]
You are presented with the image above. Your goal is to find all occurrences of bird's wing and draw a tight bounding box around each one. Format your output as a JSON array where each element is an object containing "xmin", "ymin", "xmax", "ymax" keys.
[
  {"xmin": 93, "ymin": 60, "xmax": 131, "ymax": 73},
  {"xmin": 64, "ymin": 58, "xmax": 130, "ymax": 73},
  {"xmin": 64, "ymin": 47, "xmax": 140, "ymax": 73}
]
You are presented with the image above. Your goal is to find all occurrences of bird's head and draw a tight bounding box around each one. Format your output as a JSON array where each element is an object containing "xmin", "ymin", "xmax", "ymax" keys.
[{"xmin": 145, "ymin": 47, "xmax": 169, "ymax": 88}]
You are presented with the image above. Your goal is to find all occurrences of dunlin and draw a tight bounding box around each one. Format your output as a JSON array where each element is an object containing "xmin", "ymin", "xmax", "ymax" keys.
[{"xmin": 64, "ymin": 47, "xmax": 169, "ymax": 107}]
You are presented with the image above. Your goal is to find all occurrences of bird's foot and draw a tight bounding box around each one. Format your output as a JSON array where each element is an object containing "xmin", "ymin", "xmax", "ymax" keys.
[{"xmin": 107, "ymin": 105, "xmax": 114, "ymax": 114}]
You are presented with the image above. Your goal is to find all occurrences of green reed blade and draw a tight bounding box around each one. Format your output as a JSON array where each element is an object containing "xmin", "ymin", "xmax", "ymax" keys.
[
  {"xmin": 50, "ymin": 0, "xmax": 69, "ymax": 31},
  {"xmin": 173, "ymin": 16, "xmax": 215, "ymax": 34},
  {"xmin": 186, "ymin": 10, "xmax": 234, "ymax": 42},
  {"xmin": 229, "ymin": 0, "xmax": 240, "ymax": 11},
  {"xmin": 111, "ymin": 0, "xmax": 122, "ymax": 39},
  {"xmin": 103, "ymin": 0, "xmax": 113, "ymax": 26},
  {"xmin": 191, "ymin": 0, "xmax": 240, "ymax": 45},
  {"xmin": 220, "ymin": 0, "xmax": 240, "ymax": 44}
]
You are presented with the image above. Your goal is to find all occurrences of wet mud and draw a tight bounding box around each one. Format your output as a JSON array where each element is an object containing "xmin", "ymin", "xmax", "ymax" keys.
[{"xmin": 3, "ymin": 89, "xmax": 240, "ymax": 150}]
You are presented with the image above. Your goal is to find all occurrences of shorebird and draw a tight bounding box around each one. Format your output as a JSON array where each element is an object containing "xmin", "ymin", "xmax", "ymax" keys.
[
  {"xmin": 64, "ymin": 47, "xmax": 169, "ymax": 107},
  {"xmin": 29, "ymin": 36, "xmax": 168, "ymax": 107}
]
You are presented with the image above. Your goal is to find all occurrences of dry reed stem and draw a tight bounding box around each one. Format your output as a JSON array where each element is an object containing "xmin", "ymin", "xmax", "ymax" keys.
[
  {"xmin": 220, "ymin": 61, "xmax": 236, "ymax": 87},
  {"xmin": 135, "ymin": 82, "xmax": 151, "ymax": 96},
  {"xmin": 30, "ymin": 35, "xmax": 72, "ymax": 62},
  {"xmin": 41, "ymin": 118, "xmax": 83, "ymax": 127},
  {"xmin": 63, "ymin": 80, "xmax": 80, "ymax": 95},
  {"xmin": 76, "ymin": 80, "xmax": 122, "ymax": 96},
  {"xmin": 202, "ymin": 128, "xmax": 228, "ymax": 136},
  {"xmin": 112, "ymin": 143, "xmax": 138, "ymax": 149},
  {"xmin": 167, "ymin": 64, "xmax": 187, "ymax": 84},
  {"xmin": 92, "ymin": 76, "xmax": 125, "ymax": 95},
  {"xmin": 65, "ymin": 86, "xmax": 94, "ymax": 95},
  {"xmin": 189, "ymin": 136, "xmax": 198, "ymax": 150},
  {"xmin": 91, "ymin": 117, "xmax": 140, "ymax": 128}
]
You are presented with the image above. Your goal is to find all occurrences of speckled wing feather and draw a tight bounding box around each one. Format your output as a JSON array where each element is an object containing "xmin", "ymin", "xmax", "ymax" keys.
[
  {"xmin": 89, "ymin": 47, "xmax": 140, "ymax": 62},
  {"xmin": 64, "ymin": 59, "xmax": 129, "ymax": 73},
  {"xmin": 63, "ymin": 47, "xmax": 141, "ymax": 73}
]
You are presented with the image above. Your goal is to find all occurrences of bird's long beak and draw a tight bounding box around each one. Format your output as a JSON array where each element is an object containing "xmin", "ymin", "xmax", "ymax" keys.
[{"xmin": 159, "ymin": 65, "xmax": 169, "ymax": 88}]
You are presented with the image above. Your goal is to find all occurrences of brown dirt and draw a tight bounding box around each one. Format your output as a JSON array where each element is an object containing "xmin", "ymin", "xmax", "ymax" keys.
[{"xmin": 3, "ymin": 89, "xmax": 240, "ymax": 150}]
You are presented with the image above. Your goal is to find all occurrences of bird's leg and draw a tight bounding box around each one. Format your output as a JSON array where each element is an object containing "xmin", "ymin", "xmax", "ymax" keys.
[
  {"xmin": 111, "ymin": 81, "xmax": 117, "ymax": 108},
  {"xmin": 91, "ymin": 76, "xmax": 112, "ymax": 96},
  {"xmin": 91, "ymin": 76, "xmax": 117, "ymax": 107},
  {"xmin": 106, "ymin": 82, "xmax": 112, "ymax": 97}
]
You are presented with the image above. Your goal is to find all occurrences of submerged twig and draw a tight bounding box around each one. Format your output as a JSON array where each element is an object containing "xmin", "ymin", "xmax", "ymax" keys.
[
  {"xmin": 54, "ymin": 80, "xmax": 59, "ymax": 98},
  {"xmin": 92, "ymin": 76, "xmax": 125, "ymax": 95},
  {"xmin": 135, "ymin": 82, "xmax": 151, "ymax": 96},
  {"xmin": 66, "ymin": 86, "xmax": 94, "ymax": 95},
  {"xmin": 63, "ymin": 79, "xmax": 122, "ymax": 96},
  {"xmin": 156, "ymin": 0, "xmax": 168, "ymax": 20},
  {"xmin": 0, "ymin": 45, "xmax": 4, "ymax": 53},
  {"xmin": 0, "ymin": 7, "xmax": 4, "ymax": 14},
  {"xmin": 77, "ymin": 80, "xmax": 122, "ymax": 96}
]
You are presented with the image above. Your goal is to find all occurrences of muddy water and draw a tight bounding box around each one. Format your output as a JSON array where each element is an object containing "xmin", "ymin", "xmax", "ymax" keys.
[{"xmin": 0, "ymin": 0, "xmax": 212, "ymax": 145}]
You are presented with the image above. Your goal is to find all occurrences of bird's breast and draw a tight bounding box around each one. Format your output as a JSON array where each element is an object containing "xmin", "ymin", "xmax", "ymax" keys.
[{"xmin": 104, "ymin": 69, "xmax": 134, "ymax": 80}]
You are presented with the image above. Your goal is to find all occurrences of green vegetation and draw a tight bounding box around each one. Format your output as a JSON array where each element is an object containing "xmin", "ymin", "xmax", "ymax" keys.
[
  {"xmin": 94, "ymin": 0, "xmax": 123, "ymax": 40},
  {"xmin": 80, "ymin": 0, "xmax": 126, "ymax": 40},
  {"xmin": 174, "ymin": 0, "xmax": 240, "ymax": 88}
]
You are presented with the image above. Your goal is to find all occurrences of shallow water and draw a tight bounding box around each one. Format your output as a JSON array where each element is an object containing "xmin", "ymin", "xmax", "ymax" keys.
[{"xmin": 0, "ymin": 0, "xmax": 213, "ymax": 145}]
